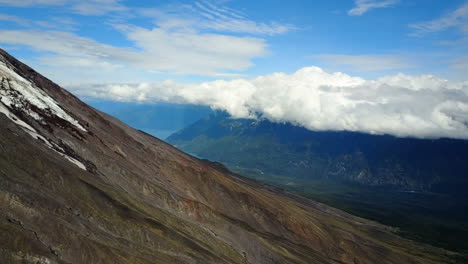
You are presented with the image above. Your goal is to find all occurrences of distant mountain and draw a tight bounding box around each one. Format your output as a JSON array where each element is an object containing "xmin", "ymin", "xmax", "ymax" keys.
[
  {"xmin": 167, "ymin": 112, "xmax": 468, "ymax": 253},
  {"xmin": 168, "ymin": 111, "xmax": 468, "ymax": 193},
  {"xmin": 1, "ymin": 50, "xmax": 455, "ymax": 263},
  {"xmin": 85, "ymin": 100, "xmax": 213, "ymax": 139}
]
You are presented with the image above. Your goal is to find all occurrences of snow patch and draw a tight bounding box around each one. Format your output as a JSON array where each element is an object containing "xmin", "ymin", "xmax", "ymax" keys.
[
  {"xmin": 0, "ymin": 103, "xmax": 86, "ymax": 170},
  {"xmin": 0, "ymin": 63, "xmax": 87, "ymax": 132},
  {"xmin": 0, "ymin": 102, "xmax": 51, "ymax": 146},
  {"xmin": 0, "ymin": 62, "xmax": 87, "ymax": 171},
  {"xmin": 62, "ymin": 155, "xmax": 87, "ymax": 170}
]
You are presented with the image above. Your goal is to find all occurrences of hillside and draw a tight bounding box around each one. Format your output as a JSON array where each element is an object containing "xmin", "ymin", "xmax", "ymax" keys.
[
  {"xmin": 0, "ymin": 48, "xmax": 458, "ymax": 264},
  {"xmin": 168, "ymin": 111, "xmax": 468, "ymax": 192},
  {"xmin": 167, "ymin": 111, "xmax": 468, "ymax": 253}
]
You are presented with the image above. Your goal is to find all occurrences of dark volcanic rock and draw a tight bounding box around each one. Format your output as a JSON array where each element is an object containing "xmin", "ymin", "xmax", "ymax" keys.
[{"xmin": 0, "ymin": 48, "xmax": 456, "ymax": 264}]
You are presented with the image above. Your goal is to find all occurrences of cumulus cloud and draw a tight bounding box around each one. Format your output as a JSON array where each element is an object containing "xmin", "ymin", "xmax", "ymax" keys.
[
  {"xmin": 348, "ymin": 0, "xmax": 398, "ymax": 16},
  {"xmin": 68, "ymin": 67, "xmax": 468, "ymax": 140}
]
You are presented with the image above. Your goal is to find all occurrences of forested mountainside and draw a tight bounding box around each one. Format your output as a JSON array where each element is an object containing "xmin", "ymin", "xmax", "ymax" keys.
[{"xmin": 168, "ymin": 111, "xmax": 468, "ymax": 192}]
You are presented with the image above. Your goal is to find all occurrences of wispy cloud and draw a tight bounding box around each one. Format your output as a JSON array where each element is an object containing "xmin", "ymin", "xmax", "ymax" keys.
[
  {"xmin": 1, "ymin": 0, "xmax": 293, "ymax": 31},
  {"xmin": 35, "ymin": 17, "xmax": 79, "ymax": 31},
  {"xmin": 69, "ymin": 67, "xmax": 468, "ymax": 140},
  {"xmin": 115, "ymin": 24, "xmax": 268, "ymax": 75},
  {"xmin": 317, "ymin": 54, "xmax": 414, "ymax": 72},
  {"xmin": 0, "ymin": 0, "xmax": 66, "ymax": 6},
  {"xmin": 0, "ymin": 29, "xmax": 267, "ymax": 77},
  {"xmin": 0, "ymin": 14, "xmax": 29, "ymax": 26},
  {"xmin": 0, "ymin": 0, "xmax": 293, "ymax": 77},
  {"xmin": 71, "ymin": 0, "xmax": 127, "ymax": 15},
  {"xmin": 452, "ymin": 55, "xmax": 468, "ymax": 69},
  {"xmin": 348, "ymin": 0, "xmax": 398, "ymax": 16},
  {"xmin": 0, "ymin": 14, "xmax": 78, "ymax": 31},
  {"xmin": 410, "ymin": 3, "xmax": 468, "ymax": 36},
  {"xmin": 0, "ymin": 0, "xmax": 127, "ymax": 15},
  {"xmin": 142, "ymin": 1, "xmax": 294, "ymax": 36}
]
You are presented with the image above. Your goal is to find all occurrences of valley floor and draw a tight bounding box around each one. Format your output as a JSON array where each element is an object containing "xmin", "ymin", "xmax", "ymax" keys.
[{"xmin": 230, "ymin": 166, "xmax": 468, "ymax": 263}]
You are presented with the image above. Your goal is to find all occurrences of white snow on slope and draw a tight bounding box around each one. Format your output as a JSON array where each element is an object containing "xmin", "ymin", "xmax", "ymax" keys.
[
  {"xmin": 0, "ymin": 62, "xmax": 86, "ymax": 170},
  {"xmin": 0, "ymin": 101, "xmax": 51, "ymax": 146},
  {"xmin": 0, "ymin": 102, "xmax": 86, "ymax": 170},
  {"xmin": 0, "ymin": 63, "xmax": 86, "ymax": 132}
]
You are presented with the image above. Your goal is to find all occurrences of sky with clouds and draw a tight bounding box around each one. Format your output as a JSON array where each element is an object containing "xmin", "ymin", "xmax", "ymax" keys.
[{"xmin": 1, "ymin": 0, "xmax": 468, "ymax": 139}]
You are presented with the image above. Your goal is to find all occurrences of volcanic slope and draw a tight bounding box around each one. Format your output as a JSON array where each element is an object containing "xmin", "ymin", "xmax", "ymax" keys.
[{"xmin": 0, "ymin": 49, "xmax": 455, "ymax": 264}]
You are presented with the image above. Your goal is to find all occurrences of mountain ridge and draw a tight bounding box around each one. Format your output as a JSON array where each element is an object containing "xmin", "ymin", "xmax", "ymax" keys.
[
  {"xmin": 167, "ymin": 111, "xmax": 468, "ymax": 192},
  {"xmin": 0, "ymin": 48, "xmax": 457, "ymax": 264}
]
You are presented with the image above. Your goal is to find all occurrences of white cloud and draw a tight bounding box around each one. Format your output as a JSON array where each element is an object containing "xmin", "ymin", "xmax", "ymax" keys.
[
  {"xmin": 0, "ymin": 14, "xmax": 79, "ymax": 31},
  {"xmin": 117, "ymin": 25, "xmax": 267, "ymax": 74},
  {"xmin": 35, "ymin": 17, "xmax": 79, "ymax": 31},
  {"xmin": 141, "ymin": 1, "xmax": 294, "ymax": 36},
  {"xmin": 0, "ymin": 30, "xmax": 132, "ymax": 59},
  {"xmin": 0, "ymin": 0, "xmax": 127, "ymax": 15},
  {"xmin": 68, "ymin": 67, "xmax": 468, "ymax": 140},
  {"xmin": 410, "ymin": 3, "xmax": 468, "ymax": 36},
  {"xmin": 0, "ymin": 0, "xmax": 66, "ymax": 6},
  {"xmin": 0, "ymin": 14, "xmax": 29, "ymax": 26},
  {"xmin": 0, "ymin": 1, "xmax": 288, "ymax": 77},
  {"xmin": 0, "ymin": 0, "xmax": 292, "ymax": 29},
  {"xmin": 71, "ymin": 0, "xmax": 127, "ymax": 15},
  {"xmin": 452, "ymin": 56, "xmax": 468, "ymax": 69},
  {"xmin": 0, "ymin": 29, "xmax": 267, "ymax": 76},
  {"xmin": 317, "ymin": 54, "xmax": 414, "ymax": 71},
  {"xmin": 348, "ymin": 0, "xmax": 398, "ymax": 16},
  {"xmin": 38, "ymin": 55, "xmax": 124, "ymax": 71}
]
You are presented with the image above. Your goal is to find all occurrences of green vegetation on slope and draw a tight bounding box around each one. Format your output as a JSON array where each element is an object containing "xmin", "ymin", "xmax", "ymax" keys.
[
  {"xmin": 167, "ymin": 112, "xmax": 468, "ymax": 257},
  {"xmin": 232, "ymin": 168, "xmax": 468, "ymax": 254}
]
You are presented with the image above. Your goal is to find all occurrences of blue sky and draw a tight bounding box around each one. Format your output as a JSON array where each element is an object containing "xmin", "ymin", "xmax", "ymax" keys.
[
  {"xmin": 1, "ymin": 0, "xmax": 468, "ymax": 140},
  {"xmin": 1, "ymin": 0, "xmax": 467, "ymax": 84}
]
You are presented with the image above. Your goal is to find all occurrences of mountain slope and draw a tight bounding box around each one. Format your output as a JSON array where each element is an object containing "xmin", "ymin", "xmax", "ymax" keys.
[
  {"xmin": 0, "ymin": 49, "xmax": 454, "ymax": 264},
  {"xmin": 167, "ymin": 111, "xmax": 468, "ymax": 192},
  {"xmin": 166, "ymin": 112, "xmax": 468, "ymax": 253}
]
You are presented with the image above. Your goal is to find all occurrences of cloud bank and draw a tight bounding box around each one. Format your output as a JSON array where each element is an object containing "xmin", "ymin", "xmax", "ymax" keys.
[{"xmin": 69, "ymin": 67, "xmax": 468, "ymax": 140}]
